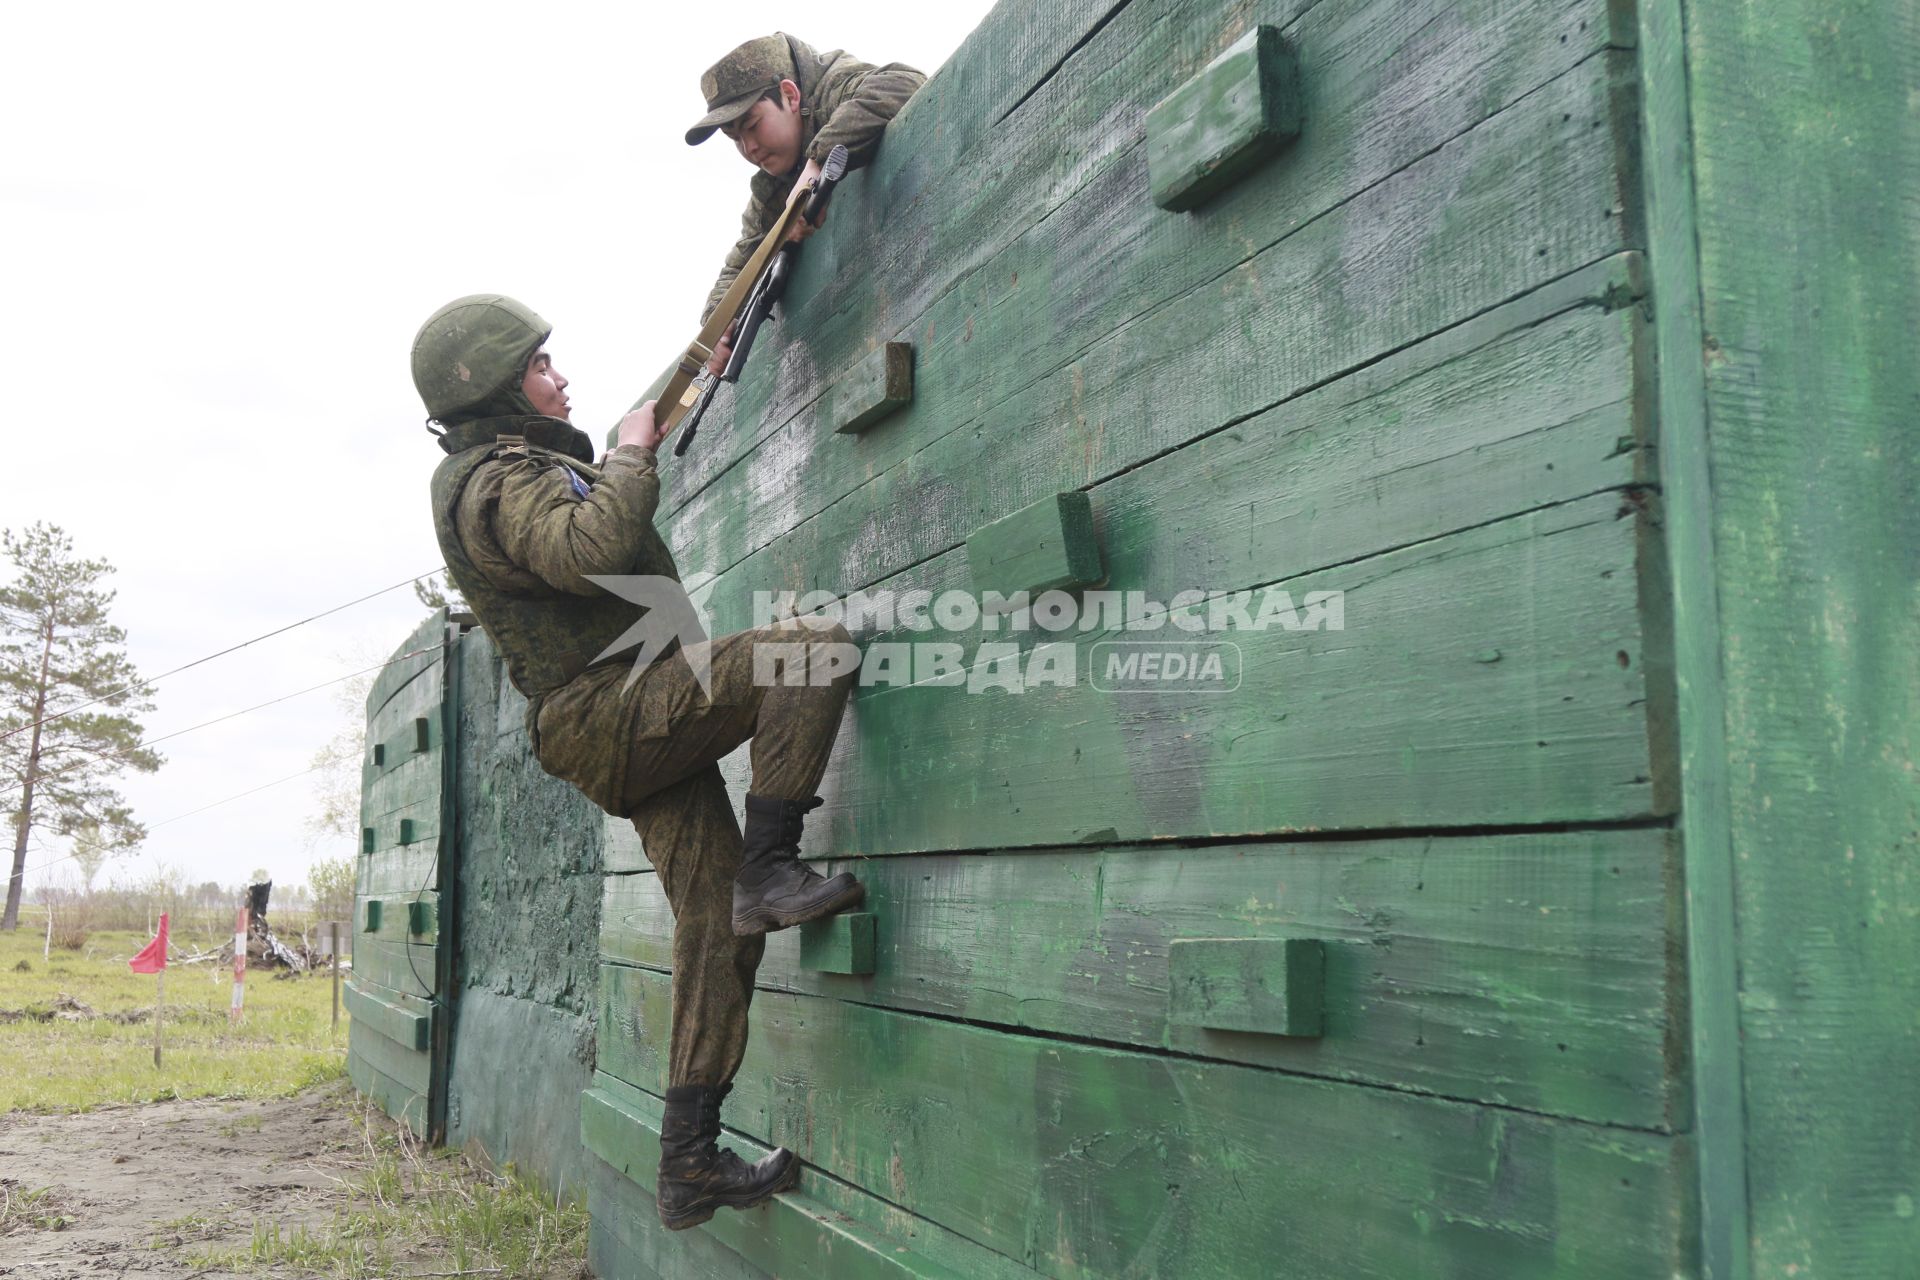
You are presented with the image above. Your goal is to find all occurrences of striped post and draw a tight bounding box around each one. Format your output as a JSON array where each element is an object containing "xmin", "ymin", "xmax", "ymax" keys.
[{"xmin": 230, "ymin": 907, "xmax": 248, "ymax": 1024}]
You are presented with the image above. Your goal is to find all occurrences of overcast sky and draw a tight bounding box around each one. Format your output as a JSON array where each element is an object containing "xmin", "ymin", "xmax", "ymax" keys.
[{"xmin": 1, "ymin": 1, "xmax": 987, "ymax": 906}]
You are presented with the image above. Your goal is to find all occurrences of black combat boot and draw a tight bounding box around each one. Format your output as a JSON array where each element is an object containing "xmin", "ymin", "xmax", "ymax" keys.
[
  {"xmin": 656, "ymin": 1083, "xmax": 799, "ymax": 1230},
  {"xmin": 732, "ymin": 794, "xmax": 865, "ymax": 936}
]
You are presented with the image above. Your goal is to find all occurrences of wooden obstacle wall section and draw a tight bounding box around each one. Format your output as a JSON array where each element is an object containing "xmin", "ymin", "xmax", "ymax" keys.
[{"xmin": 353, "ymin": 0, "xmax": 1920, "ymax": 1275}]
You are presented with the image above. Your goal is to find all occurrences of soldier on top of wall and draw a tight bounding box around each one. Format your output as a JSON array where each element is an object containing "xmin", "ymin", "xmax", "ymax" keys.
[
  {"xmin": 686, "ymin": 32, "xmax": 926, "ymax": 367},
  {"xmin": 412, "ymin": 294, "xmax": 865, "ymax": 1231}
]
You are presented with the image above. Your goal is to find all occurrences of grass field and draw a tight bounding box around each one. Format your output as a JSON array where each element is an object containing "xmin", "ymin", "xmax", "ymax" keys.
[{"xmin": 0, "ymin": 910, "xmax": 347, "ymax": 1113}]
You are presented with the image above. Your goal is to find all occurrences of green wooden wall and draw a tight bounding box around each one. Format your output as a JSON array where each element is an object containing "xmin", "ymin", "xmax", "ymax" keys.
[
  {"xmin": 595, "ymin": 0, "xmax": 1695, "ymax": 1272},
  {"xmin": 350, "ymin": 609, "xmax": 455, "ymax": 1136},
  {"xmin": 353, "ymin": 0, "xmax": 1916, "ymax": 1274}
]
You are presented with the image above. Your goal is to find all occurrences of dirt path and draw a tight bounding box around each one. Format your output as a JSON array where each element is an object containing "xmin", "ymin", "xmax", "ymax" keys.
[{"xmin": 0, "ymin": 1082, "xmax": 367, "ymax": 1278}]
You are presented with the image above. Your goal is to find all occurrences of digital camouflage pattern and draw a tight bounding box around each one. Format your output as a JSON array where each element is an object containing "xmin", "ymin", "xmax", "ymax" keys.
[
  {"xmin": 419, "ymin": 294, "xmax": 857, "ymax": 1086},
  {"xmin": 684, "ymin": 34, "xmax": 806, "ymax": 145},
  {"xmin": 695, "ymin": 34, "xmax": 926, "ymax": 320},
  {"xmin": 412, "ymin": 293, "xmax": 551, "ymax": 424}
]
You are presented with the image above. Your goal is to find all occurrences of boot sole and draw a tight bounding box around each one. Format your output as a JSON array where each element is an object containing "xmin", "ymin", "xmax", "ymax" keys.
[
  {"xmin": 732, "ymin": 880, "xmax": 867, "ymax": 937},
  {"xmin": 658, "ymin": 1155, "xmax": 802, "ymax": 1230}
]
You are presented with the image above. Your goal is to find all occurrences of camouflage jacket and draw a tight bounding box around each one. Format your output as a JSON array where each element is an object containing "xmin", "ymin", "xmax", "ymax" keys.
[
  {"xmin": 431, "ymin": 416, "xmax": 679, "ymax": 709},
  {"xmin": 701, "ymin": 37, "xmax": 926, "ymax": 320}
]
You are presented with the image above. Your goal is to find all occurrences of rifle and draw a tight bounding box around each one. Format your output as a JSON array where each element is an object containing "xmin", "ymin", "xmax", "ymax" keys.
[{"xmin": 662, "ymin": 143, "xmax": 851, "ymax": 457}]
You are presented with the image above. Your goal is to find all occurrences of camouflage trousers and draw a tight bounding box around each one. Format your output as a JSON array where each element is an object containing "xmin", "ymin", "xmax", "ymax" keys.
[{"xmin": 534, "ymin": 616, "xmax": 857, "ymax": 1088}]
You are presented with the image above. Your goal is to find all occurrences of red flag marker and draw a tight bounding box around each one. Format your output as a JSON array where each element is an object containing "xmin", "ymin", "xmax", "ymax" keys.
[
  {"xmin": 129, "ymin": 913, "xmax": 168, "ymax": 1067},
  {"xmin": 129, "ymin": 912, "xmax": 169, "ymax": 974}
]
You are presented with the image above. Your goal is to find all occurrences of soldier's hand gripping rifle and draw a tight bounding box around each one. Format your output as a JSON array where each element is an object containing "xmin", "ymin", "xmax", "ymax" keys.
[{"xmin": 660, "ymin": 144, "xmax": 851, "ymax": 458}]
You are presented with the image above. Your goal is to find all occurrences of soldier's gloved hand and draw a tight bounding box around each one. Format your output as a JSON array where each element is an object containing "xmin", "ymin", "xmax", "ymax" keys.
[{"xmin": 616, "ymin": 400, "xmax": 667, "ymax": 453}]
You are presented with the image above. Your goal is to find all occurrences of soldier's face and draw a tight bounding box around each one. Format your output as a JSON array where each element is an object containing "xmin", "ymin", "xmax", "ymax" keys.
[
  {"xmin": 723, "ymin": 80, "xmax": 804, "ymax": 176},
  {"xmin": 521, "ymin": 348, "xmax": 571, "ymax": 420}
]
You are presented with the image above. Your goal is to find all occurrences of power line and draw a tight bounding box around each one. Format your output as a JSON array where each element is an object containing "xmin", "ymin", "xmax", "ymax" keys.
[
  {"xmin": 0, "ymin": 569, "xmax": 443, "ymax": 744},
  {"xmin": 11, "ymin": 764, "xmax": 325, "ymax": 881},
  {"xmin": 0, "ymin": 644, "xmax": 439, "ymax": 806}
]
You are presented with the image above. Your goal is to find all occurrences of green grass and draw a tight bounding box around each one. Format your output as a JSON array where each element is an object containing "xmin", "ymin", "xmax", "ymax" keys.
[
  {"xmin": 0, "ymin": 916, "xmax": 347, "ymax": 1112},
  {"xmin": 191, "ymin": 1111, "xmax": 589, "ymax": 1279}
]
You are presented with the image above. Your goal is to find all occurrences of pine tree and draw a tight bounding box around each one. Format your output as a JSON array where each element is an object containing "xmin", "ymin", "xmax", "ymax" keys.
[{"xmin": 0, "ymin": 523, "xmax": 162, "ymax": 930}]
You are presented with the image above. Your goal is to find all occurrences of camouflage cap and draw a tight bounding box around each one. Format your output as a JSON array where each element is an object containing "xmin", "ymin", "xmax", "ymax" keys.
[
  {"xmin": 411, "ymin": 294, "xmax": 552, "ymax": 425},
  {"xmin": 685, "ymin": 33, "xmax": 796, "ymax": 145}
]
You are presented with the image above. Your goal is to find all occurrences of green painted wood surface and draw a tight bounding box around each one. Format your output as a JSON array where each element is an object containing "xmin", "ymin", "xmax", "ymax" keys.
[
  {"xmin": 590, "ymin": 1161, "xmax": 763, "ymax": 1280},
  {"xmin": 802, "ymin": 496, "xmax": 1664, "ymax": 855},
  {"xmin": 1632, "ymin": 4, "xmax": 1748, "ymax": 1275},
  {"xmin": 344, "ymin": 974, "xmax": 432, "ymax": 1052},
  {"xmin": 661, "ymin": 0, "xmax": 1627, "ymax": 585},
  {"xmin": 796, "ymin": 912, "xmax": 875, "ymax": 975},
  {"xmin": 965, "ymin": 490, "xmax": 1102, "ymax": 602},
  {"xmin": 356, "ymin": 891, "xmax": 439, "ymax": 946},
  {"xmin": 368, "ymin": 714, "xmax": 437, "ymax": 780},
  {"xmin": 349, "ymin": 1051, "xmax": 426, "ymax": 1134},
  {"xmin": 365, "ymin": 609, "xmax": 446, "ymax": 723},
  {"xmin": 350, "ymin": 1017, "xmax": 432, "ymax": 1097},
  {"xmin": 582, "ymin": 1077, "xmax": 977, "ymax": 1280},
  {"xmin": 349, "ymin": 936, "xmax": 437, "ymax": 1000},
  {"xmin": 694, "ymin": 247, "xmax": 1648, "ymax": 662},
  {"xmin": 361, "ymin": 671, "xmax": 444, "ymax": 826},
  {"xmin": 604, "ymin": 829, "xmax": 1680, "ymax": 1130},
  {"xmin": 1147, "ymin": 23, "xmax": 1301, "ymax": 210},
  {"xmin": 598, "ymin": 963, "xmax": 1693, "ymax": 1279},
  {"xmin": 358, "ymin": 842, "xmax": 439, "ymax": 895},
  {"xmin": 828, "ymin": 342, "xmax": 914, "ymax": 435},
  {"xmin": 353, "ymin": 612, "xmax": 450, "ymax": 1138},
  {"xmin": 1653, "ymin": 1, "xmax": 1920, "ymax": 1275},
  {"xmin": 1167, "ymin": 935, "xmax": 1324, "ymax": 1037},
  {"xmin": 587, "ymin": 1078, "xmax": 1043, "ymax": 1280},
  {"xmin": 663, "ymin": 0, "xmax": 1614, "ymax": 510}
]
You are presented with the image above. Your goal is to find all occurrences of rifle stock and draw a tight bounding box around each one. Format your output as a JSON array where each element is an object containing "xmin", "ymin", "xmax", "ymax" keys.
[{"xmin": 663, "ymin": 144, "xmax": 851, "ymax": 457}]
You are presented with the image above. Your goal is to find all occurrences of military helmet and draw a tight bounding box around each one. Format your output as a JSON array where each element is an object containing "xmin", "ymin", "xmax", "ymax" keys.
[{"xmin": 411, "ymin": 294, "xmax": 552, "ymax": 424}]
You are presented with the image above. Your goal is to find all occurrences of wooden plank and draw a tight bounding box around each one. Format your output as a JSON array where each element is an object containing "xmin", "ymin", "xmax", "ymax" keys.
[
  {"xmin": 360, "ymin": 805, "xmax": 440, "ymax": 865},
  {"xmin": 357, "ymin": 890, "xmax": 439, "ymax": 946},
  {"xmin": 965, "ymin": 490, "xmax": 1102, "ymax": 603},
  {"xmin": 828, "ymin": 342, "xmax": 914, "ymax": 435},
  {"xmin": 361, "ymin": 742, "xmax": 440, "ymax": 822},
  {"xmin": 344, "ymin": 974, "xmax": 432, "ymax": 1051},
  {"xmin": 590, "ymin": 1166, "xmax": 756, "ymax": 1280},
  {"xmin": 665, "ymin": 0, "xmax": 1605, "ymax": 511},
  {"xmin": 806, "ymin": 495, "xmax": 1665, "ymax": 853},
  {"xmin": 682, "ymin": 57, "xmax": 1640, "ymax": 655},
  {"xmin": 349, "ymin": 936, "xmax": 437, "ymax": 1000},
  {"xmin": 797, "ymin": 913, "xmax": 875, "ymax": 976},
  {"xmin": 362, "ymin": 675, "xmax": 443, "ymax": 817},
  {"xmin": 663, "ymin": 0, "xmax": 1624, "ymax": 574},
  {"xmin": 348, "ymin": 1017, "xmax": 432, "ymax": 1096},
  {"xmin": 702, "ymin": 249, "xmax": 1646, "ymax": 643},
  {"xmin": 366, "ymin": 609, "xmax": 445, "ymax": 723},
  {"xmin": 1649, "ymin": 0, "xmax": 1920, "ymax": 1273},
  {"xmin": 349, "ymin": 1050, "xmax": 427, "ymax": 1133},
  {"xmin": 598, "ymin": 964, "xmax": 1693, "ymax": 1279},
  {"xmin": 1147, "ymin": 24, "xmax": 1302, "ymax": 210},
  {"xmin": 603, "ymin": 829, "xmax": 1681, "ymax": 1130},
  {"xmin": 360, "ymin": 839, "xmax": 438, "ymax": 894},
  {"xmin": 368, "ymin": 714, "xmax": 439, "ymax": 780},
  {"xmin": 585, "ymin": 1072, "xmax": 1069, "ymax": 1280},
  {"xmin": 1631, "ymin": 9, "xmax": 1747, "ymax": 1274},
  {"xmin": 1167, "ymin": 936, "xmax": 1324, "ymax": 1037}
]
